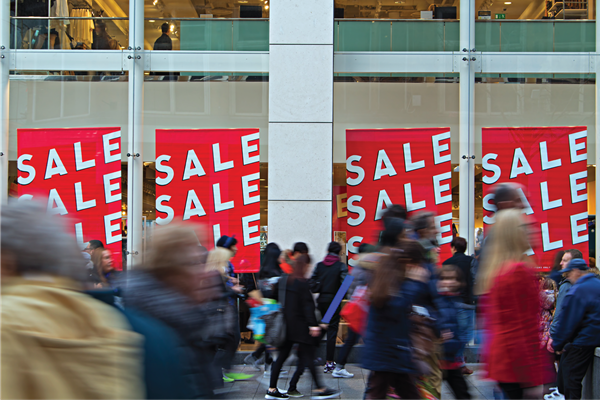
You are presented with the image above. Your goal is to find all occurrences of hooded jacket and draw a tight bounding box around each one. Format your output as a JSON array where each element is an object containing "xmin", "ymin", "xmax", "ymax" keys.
[
  {"xmin": 309, "ymin": 254, "xmax": 348, "ymax": 303},
  {"xmin": 1, "ymin": 276, "xmax": 144, "ymax": 399}
]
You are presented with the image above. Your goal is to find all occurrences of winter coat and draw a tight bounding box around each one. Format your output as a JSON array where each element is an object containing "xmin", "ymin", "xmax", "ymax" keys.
[
  {"xmin": 552, "ymin": 273, "xmax": 600, "ymax": 351},
  {"xmin": 1, "ymin": 276, "xmax": 144, "ymax": 399},
  {"xmin": 442, "ymin": 252, "xmax": 477, "ymax": 305},
  {"xmin": 274, "ymin": 277, "xmax": 319, "ymax": 345},
  {"xmin": 437, "ymin": 292, "xmax": 467, "ymax": 364},
  {"xmin": 362, "ymin": 278, "xmax": 428, "ymax": 375},
  {"xmin": 87, "ymin": 290, "xmax": 196, "ymax": 399},
  {"xmin": 310, "ymin": 254, "xmax": 349, "ymax": 304},
  {"xmin": 550, "ymin": 277, "xmax": 572, "ymax": 337},
  {"xmin": 484, "ymin": 262, "xmax": 546, "ymax": 388}
]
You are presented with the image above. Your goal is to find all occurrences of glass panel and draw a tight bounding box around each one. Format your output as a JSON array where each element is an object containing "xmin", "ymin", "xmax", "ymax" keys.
[
  {"xmin": 337, "ymin": 21, "xmax": 391, "ymax": 51},
  {"xmin": 474, "ymin": 75, "xmax": 596, "ymax": 264},
  {"xmin": 142, "ymin": 73, "xmax": 268, "ymax": 246},
  {"xmin": 8, "ymin": 75, "xmax": 129, "ymax": 268},
  {"xmin": 554, "ymin": 21, "xmax": 595, "ymax": 51},
  {"xmin": 500, "ymin": 21, "xmax": 554, "ymax": 52},
  {"xmin": 144, "ymin": 0, "xmax": 268, "ymax": 51},
  {"xmin": 336, "ymin": 20, "xmax": 459, "ymax": 52}
]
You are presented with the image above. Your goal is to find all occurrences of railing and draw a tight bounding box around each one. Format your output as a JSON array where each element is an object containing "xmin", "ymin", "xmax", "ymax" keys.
[
  {"xmin": 475, "ymin": 20, "xmax": 595, "ymax": 52},
  {"xmin": 146, "ymin": 18, "xmax": 269, "ymax": 51},
  {"xmin": 335, "ymin": 19, "xmax": 595, "ymax": 52},
  {"xmin": 335, "ymin": 19, "xmax": 459, "ymax": 52}
]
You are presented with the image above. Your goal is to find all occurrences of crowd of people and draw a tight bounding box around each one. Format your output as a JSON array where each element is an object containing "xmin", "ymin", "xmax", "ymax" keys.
[{"xmin": 2, "ymin": 182, "xmax": 600, "ymax": 399}]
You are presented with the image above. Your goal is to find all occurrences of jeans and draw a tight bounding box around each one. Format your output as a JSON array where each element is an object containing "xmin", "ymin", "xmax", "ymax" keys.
[
  {"xmin": 317, "ymin": 301, "xmax": 340, "ymax": 362},
  {"xmin": 336, "ymin": 329, "xmax": 360, "ymax": 367},
  {"xmin": 456, "ymin": 307, "xmax": 474, "ymax": 362}
]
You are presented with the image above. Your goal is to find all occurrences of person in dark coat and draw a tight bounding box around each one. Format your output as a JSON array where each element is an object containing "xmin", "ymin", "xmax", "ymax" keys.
[
  {"xmin": 442, "ymin": 236, "xmax": 477, "ymax": 375},
  {"xmin": 362, "ymin": 239, "xmax": 429, "ymax": 400},
  {"xmin": 87, "ymin": 289, "xmax": 195, "ymax": 399},
  {"xmin": 153, "ymin": 23, "xmax": 173, "ymax": 50},
  {"xmin": 550, "ymin": 259, "xmax": 600, "ymax": 400},
  {"xmin": 309, "ymin": 241, "xmax": 349, "ymax": 372},
  {"xmin": 266, "ymin": 255, "xmax": 341, "ymax": 400}
]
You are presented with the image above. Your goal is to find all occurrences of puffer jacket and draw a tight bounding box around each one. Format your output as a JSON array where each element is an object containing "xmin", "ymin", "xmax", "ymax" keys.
[
  {"xmin": 1, "ymin": 276, "xmax": 144, "ymax": 399},
  {"xmin": 362, "ymin": 278, "xmax": 428, "ymax": 374}
]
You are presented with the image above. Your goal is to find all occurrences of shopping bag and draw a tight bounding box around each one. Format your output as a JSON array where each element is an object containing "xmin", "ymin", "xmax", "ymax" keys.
[{"xmin": 340, "ymin": 285, "xmax": 369, "ymax": 335}]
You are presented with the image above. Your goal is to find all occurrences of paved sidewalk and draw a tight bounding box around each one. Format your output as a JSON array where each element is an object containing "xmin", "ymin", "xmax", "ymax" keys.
[{"xmin": 223, "ymin": 364, "xmax": 496, "ymax": 399}]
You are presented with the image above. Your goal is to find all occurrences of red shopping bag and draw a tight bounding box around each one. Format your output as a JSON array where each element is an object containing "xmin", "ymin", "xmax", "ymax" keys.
[{"xmin": 340, "ymin": 285, "xmax": 369, "ymax": 336}]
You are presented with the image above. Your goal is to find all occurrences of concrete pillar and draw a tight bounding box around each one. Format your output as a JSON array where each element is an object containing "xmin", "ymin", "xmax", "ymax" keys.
[{"xmin": 268, "ymin": 0, "xmax": 334, "ymax": 261}]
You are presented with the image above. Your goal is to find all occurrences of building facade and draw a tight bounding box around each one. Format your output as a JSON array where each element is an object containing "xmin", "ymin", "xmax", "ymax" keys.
[{"xmin": 1, "ymin": 0, "xmax": 598, "ymax": 268}]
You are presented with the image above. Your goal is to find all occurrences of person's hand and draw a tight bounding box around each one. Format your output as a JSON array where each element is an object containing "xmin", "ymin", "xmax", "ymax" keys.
[
  {"xmin": 547, "ymin": 338, "xmax": 554, "ymax": 353},
  {"xmin": 441, "ymin": 330, "xmax": 454, "ymax": 342},
  {"xmin": 309, "ymin": 327, "xmax": 321, "ymax": 337},
  {"xmin": 406, "ymin": 266, "xmax": 429, "ymax": 283},
  {"xmin": 228, "ymin": 277, "xmax": 239, "ymax": 285},
  {"xmin": 523, "ymin": 385, "xmax": 544, "ymax": 399},
  {"xmin": 231, "ymin": 284, "xmax": 244, "ymax": 293},
  {"xmin": 319, "ymin": 323, "xmax": 329, "ymax": 330}
]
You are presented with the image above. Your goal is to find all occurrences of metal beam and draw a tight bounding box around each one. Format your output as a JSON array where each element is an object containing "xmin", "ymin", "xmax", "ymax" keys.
[
  {"xmin": 10, "ymin": 50, "xmax": 124, "ymax": 71},
  {"xmin": 334, "ymin": 52, "xmax": 455, "ymax": 74},
  {"xmin": 148, "ymin": 50, "xmax": 269, "ymax": 72}
]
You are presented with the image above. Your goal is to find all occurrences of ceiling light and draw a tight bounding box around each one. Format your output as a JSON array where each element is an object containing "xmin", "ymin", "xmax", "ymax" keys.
[
  {"xmin": 170, "ymin": 24, "xmax": 175, "ymax": 31},
  {"xmin": 504, "ymin": 2, "xmax": 511, "ymax": 4},
  {"xmin": 149, "ymin": 19, "xmax": 155, "ymax": 22},
  {"xmin": 265, "ymin": 4, "xmax": 269, "ymax": 9}
]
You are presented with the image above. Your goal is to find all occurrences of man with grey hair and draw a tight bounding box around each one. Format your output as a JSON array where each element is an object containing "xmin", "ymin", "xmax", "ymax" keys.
[{"xmin": 1, "ymin": 201, "xmax": 144, "ymax": 399}]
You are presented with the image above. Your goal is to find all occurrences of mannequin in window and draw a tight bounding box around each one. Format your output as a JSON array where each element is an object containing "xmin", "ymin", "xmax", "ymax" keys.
[{"xmin": 153, "ymin": 23, "xmax": 172, "ymax": 51}]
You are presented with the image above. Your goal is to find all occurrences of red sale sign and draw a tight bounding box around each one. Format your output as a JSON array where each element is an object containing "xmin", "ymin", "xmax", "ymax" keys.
[
  {"xmin": 345, "ymin": 128, "xmax": 453, "ymax": 264},
  {"xmin": 17, "ymin": 128, "xmax": 123, "ymax": 269},
  {"xmin": 482, "ymin": 127, "xmax": 589, "ymax": 271},
  {"xmin": 155, "ymin": 129, "xmax": 261, "ymax": 273}
]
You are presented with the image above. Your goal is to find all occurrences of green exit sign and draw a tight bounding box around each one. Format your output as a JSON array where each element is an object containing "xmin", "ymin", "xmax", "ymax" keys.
[{"xmin": 495, "ymin": 13, "xmax": 506, "ymax": 19}]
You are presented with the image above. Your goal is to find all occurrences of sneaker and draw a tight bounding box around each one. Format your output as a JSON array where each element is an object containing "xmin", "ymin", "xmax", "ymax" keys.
[
  {"xmin": 311, "ymin": 387, "xmax": 342, "ymax": 399},
  {"xmin": 461, "ymin": 366, "xmax": 474, "ymax": 375},
  {"xmin": 266, "ymin": 389, "xmax": 289, "ymax": 399},
  {"xmin": 223, "ymin": 376, "xmax": 235, "ymax": 383},
  {"xmin": 332, "ymin": 368, "xmax": 354, "ymax": 378},
  {"xmin": 244, "ymin": 354, "xmax": 261, "ymax": 371},
  {"xmin": 287, "ymin": 389, "xmax": 304, "ymax": 398},
  {"xmin": 323, "ymin": 362, "xmax": 336, "ymax": 373},
  {"xmin": 224, "ymin": 372, "xmax": 255, "ymax": 381}
]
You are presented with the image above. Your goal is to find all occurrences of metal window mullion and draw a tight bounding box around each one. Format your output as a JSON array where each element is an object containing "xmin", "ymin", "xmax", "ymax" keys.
[
  {"xmin": 0, "ymin": 0, "xmax": 9, "ymax": 205},
  {"xmin": 459, "ymin": 0, "xmax": 476, "ymax": 254},
  {"xmin": 126, "ymin": 0, "xmax": 144, "ymax": 270}
]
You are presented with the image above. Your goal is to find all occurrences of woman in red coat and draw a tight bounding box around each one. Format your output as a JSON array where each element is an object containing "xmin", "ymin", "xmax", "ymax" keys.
[{"xmin": 478, "ymin": 209, "xmax": 547, "ymax": 399}]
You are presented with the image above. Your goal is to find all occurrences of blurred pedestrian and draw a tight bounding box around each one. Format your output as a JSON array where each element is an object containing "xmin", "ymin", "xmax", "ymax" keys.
[
  {"xmin": 550, "ymin": 259, "xmax": 600, "ymax": 400},
  {"xmin": 122, "ymin": 224, "xmax": 236, "ymax": 398},
  {"xmin": 246, "ymin": 242, "xmax": 287, "ymax": 376},
  {"xmin": 310, "ymin": 241, "xmax": 349, "ymax": 373},
  {"xmin": 552, "ymin": 250, "xmax": 566, "ymax": 273},
  {"xmin": 153, "ymin": 22, "xmax": 172, "ymax": 50},
  {"xmin": 206, "ymin": 244, "xmax": 253, "ymax": 383},
  {"xmin": 280, "ymin": 242, "xmax": 310, "ymax": 275},
  {"xmin": 437, "ymin": 264, "xmax": 472, "ymax": 399},
  {"xmin": 266, "ymin": 254, "xmax": 341, "ymax": 400},
  {"xmin": 479, "ymin": 209, "xmax": 546, "ymax": 399},
  {"xmin": 333, "ymin": 243, "xmax": 376, "ymax": 379},
  {"xmin": 362, "ymin": 239, "xmax": 429, "ymax": 400},
  {"xmin": 1, "ymin": 201, "xmax": 144, "ymax": 399},
  {"xmin": 91, "ymin": 248, "xmax": 119, "ymax": 288},
  {"xmin": 442, "ymin": 236, "xmax": 477, "ymax": 375}
]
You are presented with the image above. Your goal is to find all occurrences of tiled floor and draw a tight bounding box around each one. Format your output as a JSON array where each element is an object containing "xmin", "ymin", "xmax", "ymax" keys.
[{"xmin": 223, "ymin": 364, "xmax": 496, "ymax": 399}]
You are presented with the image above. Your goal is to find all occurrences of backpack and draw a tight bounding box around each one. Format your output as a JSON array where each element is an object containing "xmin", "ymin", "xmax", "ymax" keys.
[{"xmin": 262, "ymin": 275, "xmax": 288, "ymax": 348}]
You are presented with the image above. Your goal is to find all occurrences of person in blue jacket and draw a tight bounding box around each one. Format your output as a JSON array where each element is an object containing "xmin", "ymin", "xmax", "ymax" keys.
[
  {"xmin": 362, "ymin": 239, "xmax": 430, "ymax": 400},
  {"xmin": 550, "ymin": 258, "xmax": 600, "ymax": 400}
]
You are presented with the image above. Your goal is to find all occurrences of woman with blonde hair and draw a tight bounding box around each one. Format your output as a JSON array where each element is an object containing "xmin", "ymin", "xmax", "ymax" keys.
[{"xmin": 479, "ymin": 209, "xmax": 547, "ymax": 399}]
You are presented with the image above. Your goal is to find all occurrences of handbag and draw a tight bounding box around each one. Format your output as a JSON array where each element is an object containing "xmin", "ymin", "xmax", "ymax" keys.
[
  {"xmin": 262, "ymin": 275, "xmax": 287, "ymax": 348},
  {"xmin": 340, "ymin": 285, "xmax": 369, "ymax": 335}
]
